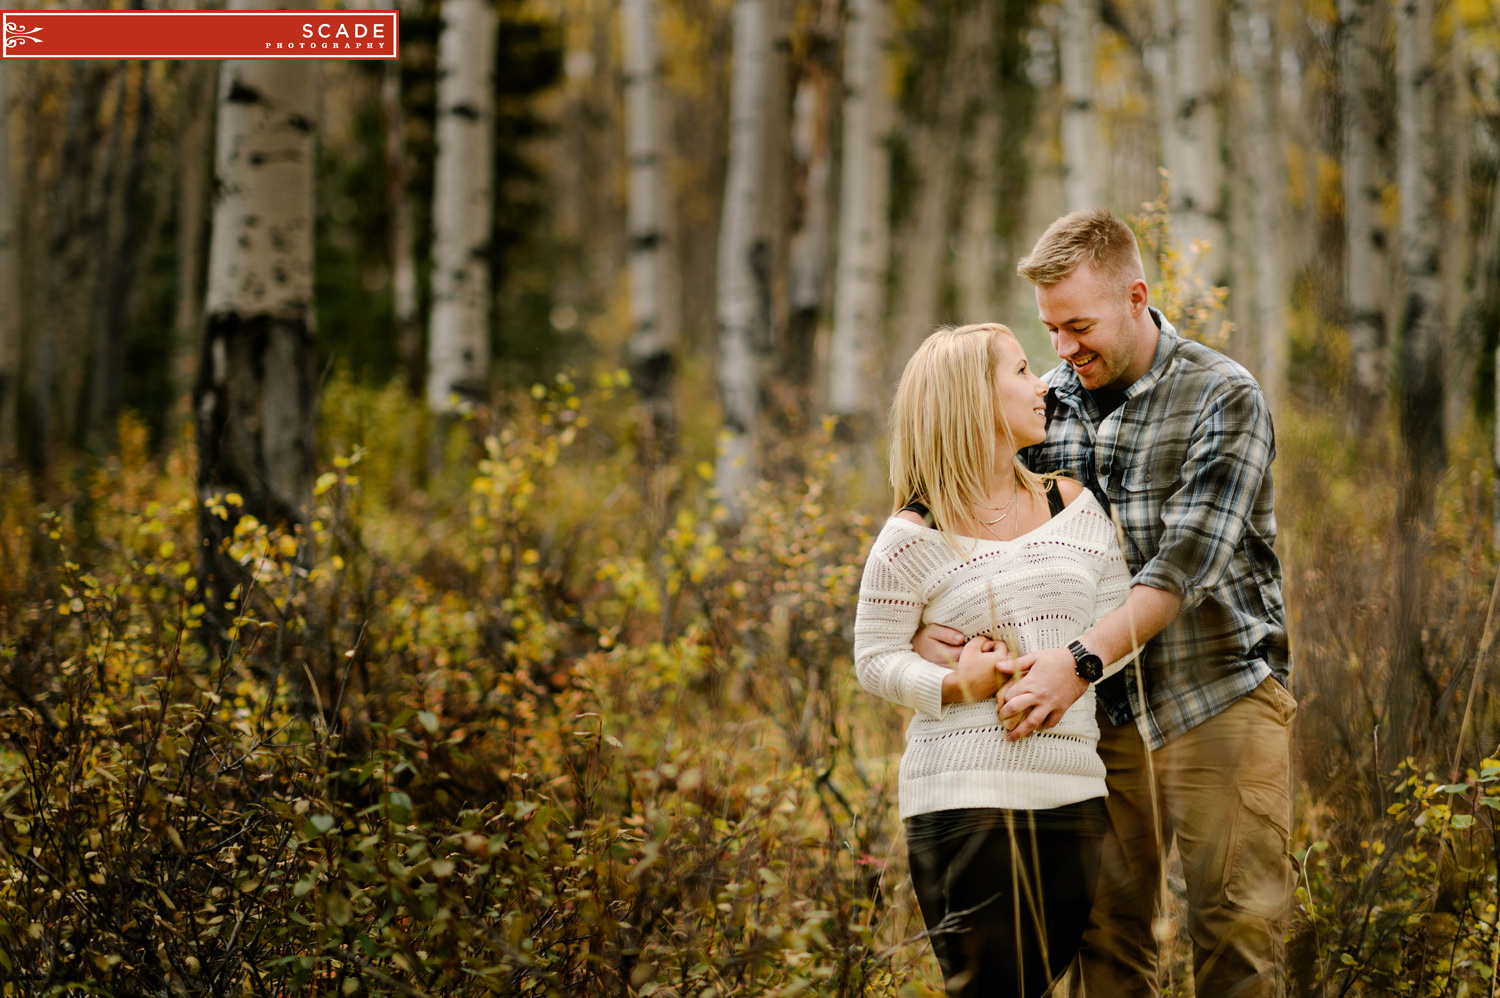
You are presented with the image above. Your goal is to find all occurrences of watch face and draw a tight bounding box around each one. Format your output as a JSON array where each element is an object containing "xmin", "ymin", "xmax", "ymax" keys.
[{"xmin": 1070, "ymin": 640, "xmax": 1103, "ymax": 682}]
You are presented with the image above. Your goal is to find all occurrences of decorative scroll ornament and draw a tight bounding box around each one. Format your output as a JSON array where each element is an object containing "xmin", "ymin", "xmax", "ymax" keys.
[{"xmin": 5, "ymin": 24, "xmax": 45, "ymax": 48}]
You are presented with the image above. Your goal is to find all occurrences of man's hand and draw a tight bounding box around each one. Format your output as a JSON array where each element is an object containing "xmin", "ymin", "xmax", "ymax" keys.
[
  {"xmin": 998, "ymin": 647, "xmax": 1088, "ymax": 740},
  {"xmin": 913, "ymin": 623, "xmax": 970, "ymax": 666}
]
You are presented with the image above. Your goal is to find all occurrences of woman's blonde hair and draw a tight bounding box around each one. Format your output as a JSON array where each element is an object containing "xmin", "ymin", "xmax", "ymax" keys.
[{"xmin": 889, "ymin": 323, "xmax": 1050, "ymax": 548}]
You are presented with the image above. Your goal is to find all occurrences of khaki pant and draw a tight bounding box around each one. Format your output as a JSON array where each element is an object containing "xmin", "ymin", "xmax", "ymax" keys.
[{"xmin": 1075, "ymin": 677, "xmax": 1297, "ymax": 998}]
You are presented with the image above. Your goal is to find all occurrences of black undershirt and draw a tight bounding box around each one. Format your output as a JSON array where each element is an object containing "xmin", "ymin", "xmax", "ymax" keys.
[{"xmin": 1087, "ymin": 386, "xmax": 1128, "ymax": 420}]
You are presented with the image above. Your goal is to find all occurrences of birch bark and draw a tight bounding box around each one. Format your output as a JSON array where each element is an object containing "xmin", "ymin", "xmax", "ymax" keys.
[
  {"xmin": 622, "ymin": 0, "xmax": 677, "ymax": 456},
  {"xmin": 1391, "ymin": 0, "xmax": 1444, "ymax": 753},
  {"xmin": 1168, "ymin": 0, "xmax": 1224, "ymax": 277},
  {"xmin": 1059, "ymin": 0, "xmax": 1102, "ymax": 211},
  {"xmin": 1340, "ymin": 0, "xmax": 1388, "ymax": 435},
  {"xmin": 426, "ymin": 0, "xmax": 497, "ymax": 412},
  {"xmin": 195, "ymin": 52, "xmax": 318, "ymax": 622},
  {"xmin": 827, "ymin": 0, "xmax": 891, "ymax": 424},
  {"xmin": 715, "ymin": 0, "xmax": 773, "ymax": 519},
  {"xmin": 1230, "ymin": 0, "xmax": 1286, "ymax": 407}
]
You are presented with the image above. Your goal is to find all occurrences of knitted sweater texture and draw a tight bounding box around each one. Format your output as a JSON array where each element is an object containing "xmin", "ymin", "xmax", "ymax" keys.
[{"xmin": 854, "ymin": 491, "xmax": 1131, "ymax": 818}]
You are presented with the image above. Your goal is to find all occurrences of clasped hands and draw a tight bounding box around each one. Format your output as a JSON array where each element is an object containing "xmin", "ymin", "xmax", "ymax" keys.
[{"xmin": 918, "ymin": 625, "xmax": 1088, "ymax": 740}]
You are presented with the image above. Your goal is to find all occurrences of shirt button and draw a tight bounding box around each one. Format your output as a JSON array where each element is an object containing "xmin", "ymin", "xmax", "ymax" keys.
[{"xmin": 1145, "ymin": 472, "xmax": 1153, "ymax": 483}]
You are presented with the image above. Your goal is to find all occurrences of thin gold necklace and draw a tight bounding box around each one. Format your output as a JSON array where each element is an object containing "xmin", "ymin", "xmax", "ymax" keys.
[{"xmin": 975, "ymin": 491, "xmax": 1017, "ymax": 524}]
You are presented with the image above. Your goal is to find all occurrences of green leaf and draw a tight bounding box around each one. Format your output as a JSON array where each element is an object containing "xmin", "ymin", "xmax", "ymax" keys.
[
  {"xmin": 1341, "ymin": 953, "xmax": 1357, "ymax": 966},
  {"xmin": 324, "ymin": 892, "xmax": 352, "ymax": 926},
  {"xmin": 1452, "ymin": 814, "xmax": 1475, "ymax": 829},
  {"xmin": 306, "ymin": 814, "xmax": 336, "ymax": 838},
  {"xmin": 1439, "ymin": 784, "xmax": 1470, "ymax": 794},
  {"xmin": 385, "ymin": 792, "xmax": 413, "ymax": 824}
]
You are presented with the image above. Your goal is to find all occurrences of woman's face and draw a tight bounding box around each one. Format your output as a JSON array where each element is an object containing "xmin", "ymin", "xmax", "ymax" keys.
[{"xmin": 992, "ymin": 334, "xmax": 1049, "ymax": 449}]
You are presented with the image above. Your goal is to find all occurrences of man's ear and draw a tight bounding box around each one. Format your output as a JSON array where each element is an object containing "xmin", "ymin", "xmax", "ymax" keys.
[{"xmin": 1127, "ymin": 277, "xmax": 1149, "ymax": 316}]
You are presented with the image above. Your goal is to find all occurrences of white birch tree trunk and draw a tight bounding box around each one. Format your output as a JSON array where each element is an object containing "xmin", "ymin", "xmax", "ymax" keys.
[
  {"xmin": 426, "ymin": 0, "xmax": 496, "ymax": 413},
  {"xmin": 0, "ymin": 63, "xmax": 17, "ymax": 469},
  {"xmin": 1168, "ymin": 0, "xmax": 1224, "ymax": 278},
  {"xmin": 1340, "ymin": 0, "xmax": 1388, "ymax": 435},
  {"xmin": 715, "ymin": 0, "xmax": 772, "ymax": 519},
  {"xmin": 195, "ymin": 49, "xmax": 318, "ymax": 620},
  {"xmin": 1230, "ymin": 0, "xmax": 1286, "ymax": 407},
  {"xmin": 1392, "ymin": 0, "xmax": 1444, "ymax": 751},
  {"xmin": 622, "ymin": 0, "xmax": 677, "ymax": 456},
  {"xmin": 1441, "ymin": 23, "xmax": 1471, "ymax": 439},
  {"xmin": 1145, "ymin": 0, "xmax": 1180, "ymax": 202},
  {"xmin": 828, "ymin": 0, "xmax": 891, "ymax": 422},
  {"xmin": 1059, "ymin": 0, "xmax": 1102, "ymax": 211},
  {"xmin": 1396, "ymin": 0, "xmax": 1442, "ymax": 460}
]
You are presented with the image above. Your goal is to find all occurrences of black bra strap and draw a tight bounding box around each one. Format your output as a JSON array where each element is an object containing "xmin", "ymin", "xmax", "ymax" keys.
[
  {"xmin": 900, "ymin": 500, "xmax": 937, "ymax": 529},
  {"xmin": 1044, "ymin": 479, "xmax": 1065, "ymax": 517}
]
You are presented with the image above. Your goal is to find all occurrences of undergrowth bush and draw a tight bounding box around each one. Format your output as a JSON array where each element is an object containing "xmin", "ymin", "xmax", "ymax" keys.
[{"xmin": 0, "ymin": 379, "xmax": 929, "ymax": 997}]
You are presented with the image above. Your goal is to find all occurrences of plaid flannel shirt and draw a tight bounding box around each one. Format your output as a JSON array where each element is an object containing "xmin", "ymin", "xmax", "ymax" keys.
[{"xmin": 1020, "ymin": 309, "xmax": 1291, "ymax": 748}]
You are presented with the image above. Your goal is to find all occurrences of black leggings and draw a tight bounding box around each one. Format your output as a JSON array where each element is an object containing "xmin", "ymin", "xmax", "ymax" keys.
[{"xmin": 906, "ymin": 800, "xmax": 1105, "ymax": 998}]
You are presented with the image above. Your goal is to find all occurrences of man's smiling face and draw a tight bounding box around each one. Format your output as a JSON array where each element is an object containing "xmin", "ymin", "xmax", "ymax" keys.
[{"xmin": 1035, "ymin": 261, "xmax": 1151, "ymax": 391}]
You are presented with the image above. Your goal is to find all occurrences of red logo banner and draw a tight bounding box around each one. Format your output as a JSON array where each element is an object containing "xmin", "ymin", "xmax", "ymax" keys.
[{"xmin": 0, "ymin": 10, "xmax": 399, "ymax": 60}]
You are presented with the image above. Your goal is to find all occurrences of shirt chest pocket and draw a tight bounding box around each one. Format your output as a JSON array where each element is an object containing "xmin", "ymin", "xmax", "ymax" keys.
[{"xmin": 1108, "ymin": 459, "xmax": 1182, "ymax": 567}]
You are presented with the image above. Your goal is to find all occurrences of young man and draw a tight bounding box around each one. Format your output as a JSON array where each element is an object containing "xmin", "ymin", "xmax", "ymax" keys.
[{"xmin": 914, "ymin": 208, "xmax": 1294, "ymax": 996}]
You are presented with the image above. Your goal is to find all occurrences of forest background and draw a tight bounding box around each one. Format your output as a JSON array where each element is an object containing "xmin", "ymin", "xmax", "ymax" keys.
[{"xmin": 1, "ymin": 0, "xmax": 1499, "ymax": 994}]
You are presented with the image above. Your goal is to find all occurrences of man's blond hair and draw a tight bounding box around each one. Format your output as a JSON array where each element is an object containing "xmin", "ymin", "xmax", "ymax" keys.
[{"xmin": 1016, "ymin": 207, "xmax": 1144, "ymax": 287}]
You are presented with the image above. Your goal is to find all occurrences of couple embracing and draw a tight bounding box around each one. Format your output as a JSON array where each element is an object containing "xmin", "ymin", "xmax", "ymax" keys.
[{"xmin": 855, "ymin": 208, "xmax": 1294, "ymax": 997}]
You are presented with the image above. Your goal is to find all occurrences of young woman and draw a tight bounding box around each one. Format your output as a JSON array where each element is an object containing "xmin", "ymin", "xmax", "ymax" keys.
[{"xmin": 853, "ymin": 323, "xmax": 1131, "ymax": 997}]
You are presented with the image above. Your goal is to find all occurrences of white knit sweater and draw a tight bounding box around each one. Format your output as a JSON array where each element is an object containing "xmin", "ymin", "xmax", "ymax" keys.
[{"xmin": 854, "ymin": 491, "xmax": 1131, "ymax": 818}]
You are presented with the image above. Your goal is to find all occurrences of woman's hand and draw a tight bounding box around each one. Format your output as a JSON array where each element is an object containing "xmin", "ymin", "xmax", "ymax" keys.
[
  {"xmin": 912, "ymin": 624, "xmax": 968, "ymax": 666},
  {"xmin": 939, "ymin": 636, "xmax": 1015, "ymax": 704}
]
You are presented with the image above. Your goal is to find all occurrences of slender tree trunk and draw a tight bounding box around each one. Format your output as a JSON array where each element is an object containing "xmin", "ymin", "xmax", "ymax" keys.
[
  {"xmin": 715, "ymin": 0, "xmax": 773, "ymax": 521},
  {"xmin": 955, "ymin": 98, "xmax": 1000, "ymax": 322},
  {"xmin": 383, "ymin": 50, "xmax": 421, "ymax": 398},
  {"xmin": 38, "ymin": 64, "xmax": 112, "ymax": 464},
  {"xmin": 0, "ymin": 63, "xmax": 17, "ymax": 470},
  {"xmin": 1230, "ymin": 0, "xmax": 1286, "ymax": 407},
  {"xmin": 1060, "ymin": 0, "xmax": 1102, "ymax": 211},
  {"xmin": 827, "ymin": 0, "xmax": 891, "ymax": 427},
  {"xmin": 890, "ymin": 1, "xmax": 986, "ymax": 371},
  {"xmin": 426, "ymin": 0, "xmax": 496, "ymax": 413},
  {"xmin": 173, "ymin": 61, "xmax": 215, "ymax": 423},
  {"xmin": 784, "ymin": 25, "xmax": 836, "ymax": 397},
  {"xmin": 1341, "ymin": 0, "xmax": 1388, "ymax": 436},
  {"xmin": 86, "ymin": 64, "xmax": 153, "ymax": 453},
  {"xmin": 783, "ymin": 0, "xmax": 839, "ymax": 414},
  {"xmin": 1441, "ymin": 21, "xmax": 1471, "ymax": 438},
  {"xmin": 1145, "ymin": 0, "xmax": 1180, "ymax": 211},
  {"xmin": 622, "ymin": 0, "xmax": 678, "ymax": 459},
  {"xmin": 1168, "ymin": 0, "xmax": 1224, "ymax": 278},
  {"xmin": 195, "ymin": 54, "xmax": 319, "ymax": 624},
  {"xmin": 1391, "ymin": 0, "xmax": 1444, "ymax": 754}
]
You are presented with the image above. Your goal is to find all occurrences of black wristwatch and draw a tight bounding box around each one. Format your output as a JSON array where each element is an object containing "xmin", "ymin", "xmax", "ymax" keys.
[{"xmin": 1069, "ymin": 640, "xmax": 1104, "ymax": 683}]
